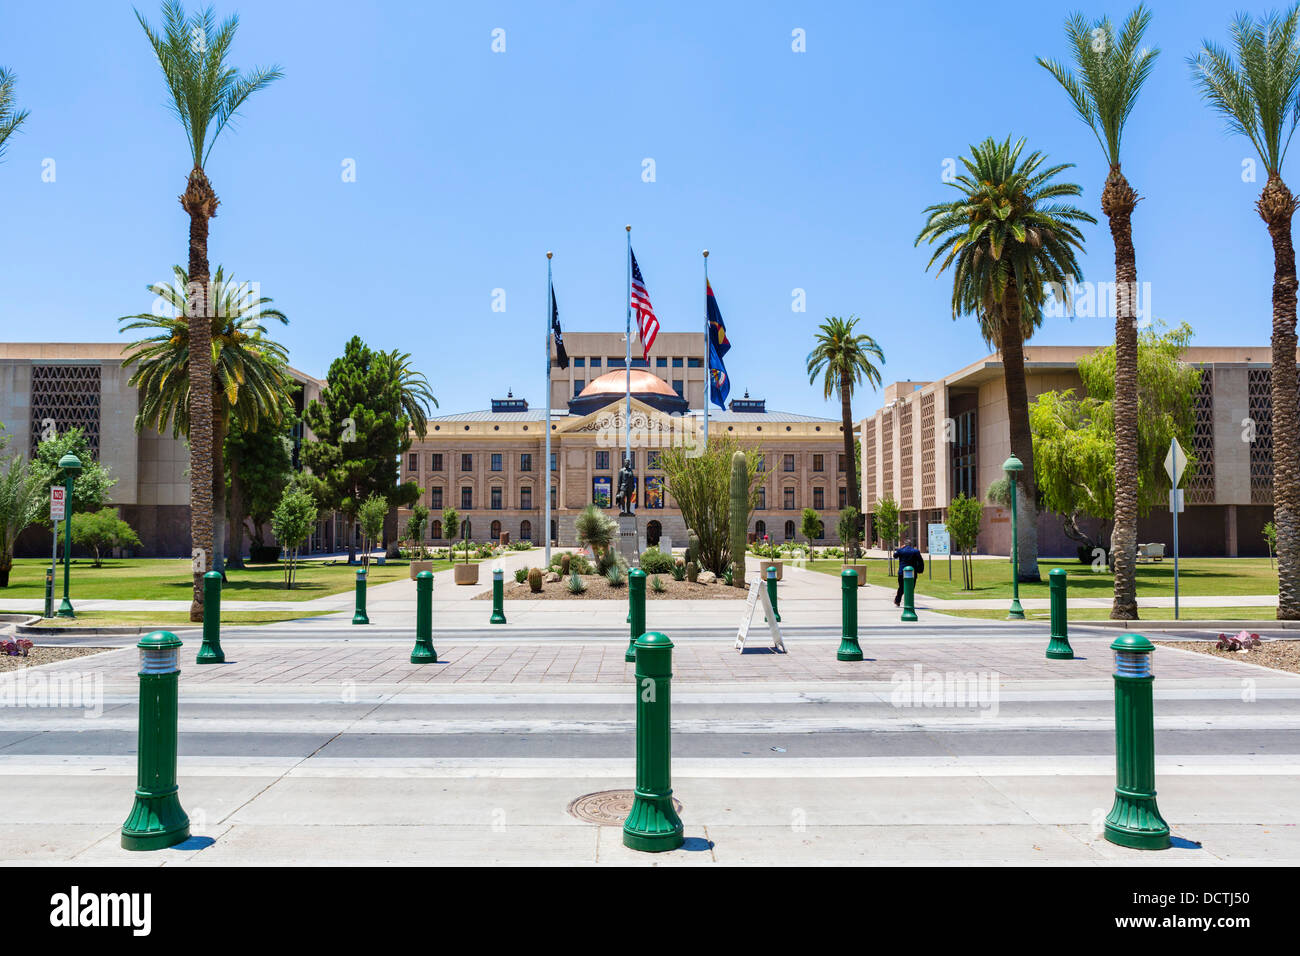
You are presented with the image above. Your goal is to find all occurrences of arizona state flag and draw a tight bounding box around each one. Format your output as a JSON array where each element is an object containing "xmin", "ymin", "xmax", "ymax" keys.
[
  {"xmin": 706, "ymin": 280, "xmax": 730, "ymax": 358},
  {"xmin": 550, "ymin": 281, "xmax": 568, "ymax": 369},
  {"xmin": 708, "ymin": 338, "xmax": 729, "ymax": 409}
]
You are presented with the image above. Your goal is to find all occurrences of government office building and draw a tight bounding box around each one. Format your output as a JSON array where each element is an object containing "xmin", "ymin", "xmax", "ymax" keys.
[
  {"xmin": 859, "ymin": 345, "xmax": 1287, "ymax": 558},
  {"xmin": 401, "ymin": 332, "xmax": 852, "ymax": 548}
]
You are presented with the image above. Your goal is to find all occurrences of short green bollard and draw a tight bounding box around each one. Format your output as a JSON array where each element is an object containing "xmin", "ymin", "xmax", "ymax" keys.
[
  {"xmin": 1046, "ymin": 568, "xmax": 1074, "ymax": 660},
  {"xmin": 352, "ymin": 567, "xmax": 369, "ymax": 625},
  {"xmin": 121, "ymin": 631, "xmax": 190, "ymax": 850},
  {"xmin": 490, "ymin": 567, "xmax": 507, "ymax": 624},
  {"xmin": 196, "ymin": 571, "xmax": 224, "ymax": 664},
  {"xmin": 837, "ymin": 568, "xmax": 862, "ymax": 661},
  {"xmin": 623, "ymin": 631, "xmax": 684, "ymax": 852},
  {"xmin": 43, "ymin": 567, "xmax": 54, "ymax": 619},
  {"xmin": 410, "ymin": 570, "xmax": 437, "ymax": 662},
  {"xmin": 764, "ymin": 565, "xmax": 781, "ymax": 623},
  {"xmin": 1103, "ymin": 634, "xmax": 1170, "ymax": 851},
  {"xmin": 901, "ymin": 566, "xmax": 918, "ymax": 622},
  {"xmin": 625, "ymin": 568, "xmax": 645, "ymax": 662}
]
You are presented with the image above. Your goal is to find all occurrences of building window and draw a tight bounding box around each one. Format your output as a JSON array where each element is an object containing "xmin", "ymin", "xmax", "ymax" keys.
[
  {"xmin": 431, "ymin": 453, "xmax": 443, "ymax": 471},
  {"xmin": 574, "ymin": 358, "xmax": 585, "ymax": 368},
  {"xmin": 672, "ymin": 357, "xmax": 683, "ymax": 368},
  {"xmin": 590, "ymin": 357, "xmax": 601, "ymax": 367},
  {"xmin": 839, "ymin": 487, "xmax": 847, "ymax": 509},
  {"xmin": 813, "ymin": 454, "xmax": 824, "ymax": 472},
  {"xmin": 756, "ymin": 454, "xmax": 766, "ymax": 473},
  {"xmin": 490, "ymin": 486, "xmax": 502, "ymax": 510},
  {"xmin": 656, "ymin": 357, "xmax": 668, "ymax": 367},
  {"xmin": 687, "ymin": 357, "xmax": 703, "ymax": 368},
  {"xmin": 756, "ymin": 487, "xmax": 766, "ymax": 510},
  {"xmin": 950, "ymin": 408, "xmax": 978, "ymax": 501},
  {"xmin": 491, "ymin": 453, "xmax": 502, "ymax": 472},
  {"xmin": 521, "ymin": 486, "xmax": 532, "ymax": 510},
  {"xmin": 430, "ymin": 487, "xmax": 443, "ymax": 509},
  {"xmin": 520, "ymin": 453, "xmax": 532, "ymax": 471},
  {"xmin": 783, "ymin": 454, "xmax": 795, "ymax": 473},
  {"xmin": 461, "ymin": 453, "xmax": 473, "ymax": 472},
  {"xmin": 672, "ymin": 379, "xmax": 684, "ymax": 397},
  {"xmin": 631, "ymin": 358, "xmax": 648, "ymax": 368},
  {"xmin": 407, "ymin": 453, "xmax": 418, "ymax": 471},
  {"xmin": 755, "ymin": 520, "xmax": 766, "ymax": 539},
  {"xmin": 596, "ymin": 450, "xmax": 610, "ymax": 471},
  {"xmin": 490, "ymin": 519, "xmax": 502, "ymax": 541},
  {"xmin": 574, "ymin": 380, "xmax": 584, "ymax": 396},
  {"xmin": 430, "ymin": 519, "xmax": 442, "ymax": 539},
  {"xmin": 609, "ymin": 357, "xmax": 626, "ymax": 368},
  {"xmin": 520, "ymin": 520, "xmax": 532, "ymax": 541},
  {"xmin": 838, "ymin": 453, "xmax": 847, "ymax": 473},
  {"xmin": 813, "ymin": 487, "xmax": 824, "ymax": 510},
  {"xmin": 784, "ymin": 487, "xmax": 796, "ymax": 510},
  {"xmin": 550, "ymin": 485, "xmax": 557, "ymax": 510},
  {"xmin": 550, "ymin": 453, "xmax": 557, "ymax": 472},
  {"xmin": 461, "ymin": 486, "xmax": 473, "ymax": 510},
  {"xmin": 784, "ymin": 520, "xmax": 795, "ymax": 540}
]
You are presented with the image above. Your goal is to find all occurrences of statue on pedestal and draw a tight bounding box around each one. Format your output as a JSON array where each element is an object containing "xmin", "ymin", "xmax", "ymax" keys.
[{"xmin": 615, "ymin": 456, "xmax": 636, "ymax": 516}]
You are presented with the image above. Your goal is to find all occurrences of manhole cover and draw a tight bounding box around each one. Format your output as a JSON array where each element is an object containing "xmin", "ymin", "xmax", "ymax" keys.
[{"xmin": 566, "ymin": 789, "xmax": 683, "ymax": 826}]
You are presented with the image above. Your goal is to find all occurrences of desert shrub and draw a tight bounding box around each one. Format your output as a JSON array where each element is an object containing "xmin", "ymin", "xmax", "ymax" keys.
[
  {"xmin": 514, "ymin": 567, "xmax": 528, "ymax": 584},
  {"xmin": 639, "ymin": 546, "xmax": 674, "ymax": 574},
  {"xmin": 567, "ymin": 570, "xmax": 586, "ymax": 594},
  {"xmin": 650, "ymin": 575, "xmax": 666, "ymax": 593},
  {"xmin": 605, "ymin": 565, "xmax": 625, "ymax": 588},
  {"xmin": 671, "ymin": 559, "xmax": 686, "ymax": 581}
]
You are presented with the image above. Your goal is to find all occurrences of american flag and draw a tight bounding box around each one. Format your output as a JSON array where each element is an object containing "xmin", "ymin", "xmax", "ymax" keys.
[{"xmin": 629, "ymin": 247, "xmax": 659, "ymax": 357}]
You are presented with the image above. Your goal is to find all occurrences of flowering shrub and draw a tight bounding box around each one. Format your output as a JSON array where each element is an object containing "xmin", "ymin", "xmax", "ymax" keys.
[
  {"xmin": 1216, "ymin": 630, "xmax": 1262, "ymax": 652},
  {"xmin": 2, "ymin": 639, "xmax": 34, "ymax": 657}
]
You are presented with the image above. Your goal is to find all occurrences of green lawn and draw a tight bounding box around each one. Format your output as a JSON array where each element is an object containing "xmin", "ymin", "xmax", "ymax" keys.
[
  {"xmin": 0, "ymin": 557, "xmax": 453, "ymax": 603},
  {"xmin": 935, "ymin": 606, "xmax": 1278, "ymax": 622},
  {"xmin": 13, "ymin": 609, "xmax": 338, "ymax": 628},
  {"xmin": 808, "ymin": 556, "xmax": 1279, "ymax": 600}
]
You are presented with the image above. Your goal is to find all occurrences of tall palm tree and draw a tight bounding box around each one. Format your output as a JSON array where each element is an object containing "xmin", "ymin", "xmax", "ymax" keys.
[
  {"xmin": 120, "ymin": 265, "xmax": 290, "ymax": 575},
  {"xmin": 1039, "ymin": 6, "xmax": 1159, "ymax": 620},
  {"xmin": 1190, "ymin": 13, "xmax": 1300, "ymax": 621},
  {"xmin": 137, "ymin": 1, "xmax": 281, "ymax": 620},
  {"xmin": 1192, "ymin": 9, "xmax": 1300, "ymax": 619},
  {"xmin": 0, "ymin": 67, "xmax": 30, "ymax": 161},
  {"xmin": 806, "ymin": 316, "xmax": 885, "ymax": 554},
  {"xmin": 917, "ymin": 136, "xmax": 1095, "ymax": 581},
  {"xmin": 380, "ymin": 349, "xmax": 437, "ymax": 556}
]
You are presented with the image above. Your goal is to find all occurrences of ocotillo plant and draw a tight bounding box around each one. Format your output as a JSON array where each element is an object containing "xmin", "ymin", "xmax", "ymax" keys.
[{"xmin": 729, "ymin": 451, "xmax": 747, "ymax": 588}]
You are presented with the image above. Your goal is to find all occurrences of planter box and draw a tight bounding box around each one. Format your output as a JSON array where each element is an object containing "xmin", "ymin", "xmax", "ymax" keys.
[
  {"xmin": 757, "ymin": 560, "xmax": 783, "ymax": 581},
  {"xmin": 843, "ymin": 563, "xmax": 869, "ymax": 586},
  {"xmin": 409, "ymin": 560, "xmax": 434, "ymax": 580},
  {"xmin": 453, "ymin": 563, "xmax": 479, "ymax": 586}
]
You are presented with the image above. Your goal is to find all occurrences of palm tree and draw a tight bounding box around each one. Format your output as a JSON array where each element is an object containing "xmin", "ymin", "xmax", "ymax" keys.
[
  {"xmin": 120, "ymin": 265, "xmax": 290, "ymax": 575},
  {"xmin": 0, "ymin": 67, "xmax": 30, "ymax": 162},
  {"xmin": 916, "ymin": 136, "xmax": 1095, "ymax": 581},
  {"xmin": 136, "ymin": 1, "xmax": 281, "ymax": 620},
  {"xmin": 1191, "ymin": 9, "xmax": 1300, "ymax": 619},
  {"xmin": 1039, "ymin": 6, "xmax": 1159, "ymax": 620},
  {"xmin": 380, "ymin": 349, "xmax": 437, "ymax": 556},
  {"xmin": 806, "ymin": 316, "xmax": 885, "ymax": 555}
]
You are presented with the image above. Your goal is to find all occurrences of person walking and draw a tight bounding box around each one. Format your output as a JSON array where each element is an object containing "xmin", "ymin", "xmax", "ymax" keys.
[{"xmin": 894, "ymin": 537, "xmax": 925, "ymax": 607}]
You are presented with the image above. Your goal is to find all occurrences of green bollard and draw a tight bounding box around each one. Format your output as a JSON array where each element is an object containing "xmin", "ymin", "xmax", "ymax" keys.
[
  {"xmin": 43, "ymin": 567, "xmax": 53, "ymax": 619},
  {"xmin": 352, "ymin": 567, "xmax": 369, "ymax": 625},
  {"xmin": 837, "ymin": 568, "xmax": 863, "ymax": 661},
  {"xmin": 490, "ymin": 567, "xmax": 507, "ymax": 624},
  {"xmin": 764, "ymin": 565, "xmax": 781, "ymax": 623},
  {"xmin": 901, "ymin": 566, "xmax": 918, "ymax": 622},
  {"xmin": 121, "ymin": 631, "xmax": 190, "ymax": 850},
  {"xmin": 1046, "ymin": 568, "xmax": 1074, "ymax": 660},
  {"xmin": 625, "ymin": 568, "xmax": 645, "ymax": 662},
  {"xmin": 623, "ymin": 631, "xmax": 684, "ymax": 852},
  {"xmin": 1103, "ymin": 634, "xmax": 1170, "ymax": 850},
  {"xmin": 196, "ymin": 571, "xmax": 225, "ymax": 664},
  {"xmin": 410, "ymin": 570, "xmax": 437, "ymax": 662}
]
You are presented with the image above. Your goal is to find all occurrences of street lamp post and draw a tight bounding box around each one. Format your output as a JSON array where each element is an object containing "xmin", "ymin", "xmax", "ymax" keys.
[
  {"xmin": 1002, "ymin": 455, "xmax": 1025, "ymax": 621},
  {"xmin": 56, "ymin": 452, "xmax": 82, "ymax": 619}
]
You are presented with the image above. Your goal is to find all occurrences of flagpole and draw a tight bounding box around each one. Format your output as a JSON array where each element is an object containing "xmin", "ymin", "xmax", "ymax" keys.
[
  {"xmin": 625, "ymin": 224, "xmax": 632, "ymax": 470},
  {"xmin": 545, "ymin": 251, "xmax": 553, "ymax": 566},
  {"xmin": 702, "ymin": 249, "xmax": 710, "ymax": 446}
]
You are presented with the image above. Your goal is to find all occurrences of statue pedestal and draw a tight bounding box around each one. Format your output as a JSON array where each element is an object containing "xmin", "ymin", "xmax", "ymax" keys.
[{"xmin": 617, "ymin": 515, "xmax": 639, "ymax": 565}]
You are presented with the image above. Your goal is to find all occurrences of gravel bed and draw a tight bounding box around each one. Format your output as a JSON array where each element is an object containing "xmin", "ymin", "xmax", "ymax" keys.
[
  {"xmin": 0, "ymin": 645, "xmax": 118, "ymax": 673},
  {"xmin": 1157, "ymin": 639, "xmax": 1300, "ymax": 674}
]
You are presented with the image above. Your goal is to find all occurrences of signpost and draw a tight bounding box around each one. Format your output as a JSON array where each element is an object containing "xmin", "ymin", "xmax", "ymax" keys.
[
  {"xmin": 734, "ymin": 578, "xmax": 785, "ymax": 653},
  {"xmin": 927, "ymin": 522, "xmax": 951, "ymax": 581},
  {"xmin": 47, "ymin": 488, "xmax": 65, "ymax": 618},
  {"xmin": 1164, "ymin": 439, "xmax": 1186, "ymax": 620}
]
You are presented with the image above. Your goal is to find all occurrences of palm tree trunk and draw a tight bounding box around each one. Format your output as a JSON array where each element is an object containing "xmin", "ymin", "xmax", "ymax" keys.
[
  {"xmin": 181, "ymin": 166, "xmax": 218, "ymax": 622},
  {"xmin": 839, "ymin": 380, "xmax": 860, "ymax": 554},
  {"xmin": 1261, "ymin": 175, "xmax": 1300, "ymax": 619},
  {"xmin": 1000, "ymin": 298, "xmax": 1040, "ymax": 581},
  {"xmin": 1103, "ymin": 167, "xmax": 1141, "ymax": 620}
]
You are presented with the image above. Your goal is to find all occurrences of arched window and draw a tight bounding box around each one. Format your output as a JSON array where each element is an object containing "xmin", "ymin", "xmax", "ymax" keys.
[
  {"xmin": 430, "ymin": 519, "xmax": 442, "ymax": 540},
  {"xmin": 755, "ymin": 520, "xmax": 766, "ymax": 539},
  {"xmin": 520, "ymin": 520, "xmax": 532, "ymax": 541},
  {"xmin": 784, "ymin": 520, "xmax": 795, "ymax": 541},
  {"xmin": 490, "ymin": 520, "xmax": 502, "ymax": 542}
]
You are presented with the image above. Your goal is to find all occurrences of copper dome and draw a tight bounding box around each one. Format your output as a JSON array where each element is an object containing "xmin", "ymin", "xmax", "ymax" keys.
[{"xmin": 567, "ymin": 369, "xmax": 690, "ymax": 415}]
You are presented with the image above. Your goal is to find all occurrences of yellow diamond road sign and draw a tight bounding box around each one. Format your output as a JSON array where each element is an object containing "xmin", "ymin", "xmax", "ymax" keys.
[{"xmin": 1164, "ymin": 438, "xmax": 1187, "ymax": 487}]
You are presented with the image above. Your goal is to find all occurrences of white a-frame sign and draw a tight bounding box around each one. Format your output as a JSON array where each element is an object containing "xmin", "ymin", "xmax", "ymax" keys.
[{"xmin": 735, "ymin": 578, "xmax": 786, "ymax": 653}]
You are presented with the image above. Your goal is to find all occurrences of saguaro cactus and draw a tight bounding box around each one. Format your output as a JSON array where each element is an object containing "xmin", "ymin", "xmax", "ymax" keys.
[{"xmin": 729, "ymin": 451, "xmax": 748, "ymax": 588}]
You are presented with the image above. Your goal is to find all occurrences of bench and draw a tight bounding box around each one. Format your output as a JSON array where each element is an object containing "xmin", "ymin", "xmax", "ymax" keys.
[{"xmin": 1136, "ymin": 542, "xmax": 1165, "ymax": 563}]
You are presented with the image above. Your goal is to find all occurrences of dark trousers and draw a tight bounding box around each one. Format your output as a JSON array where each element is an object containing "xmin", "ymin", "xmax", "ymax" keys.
[{"xmin": 895, "ymin": 574, "xmax": 905, "ymax": 605}]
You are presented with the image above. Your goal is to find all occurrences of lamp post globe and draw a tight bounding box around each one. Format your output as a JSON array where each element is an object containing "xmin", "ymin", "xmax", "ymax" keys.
[
  {"xmin": 56, "ymin": 452, "xmax": 82, "ymax": 618},
  {"xmin": 1002, "ymin": 455, "xmax": 1025, "ymax": 621}
]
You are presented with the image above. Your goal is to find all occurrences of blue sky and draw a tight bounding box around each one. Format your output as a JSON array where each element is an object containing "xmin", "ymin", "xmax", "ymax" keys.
[{"xmin": 0, "ymin": 0, "xmax": 1282, "ymax": 419}]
